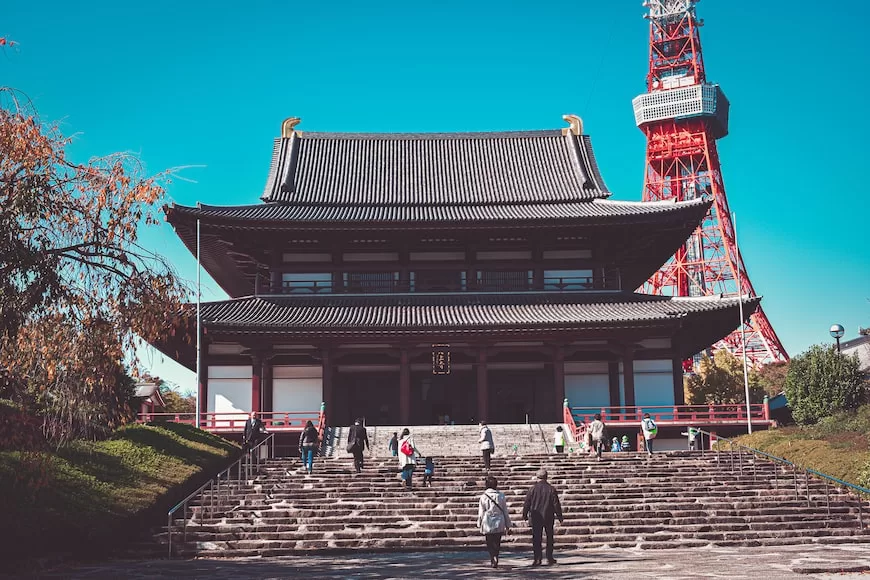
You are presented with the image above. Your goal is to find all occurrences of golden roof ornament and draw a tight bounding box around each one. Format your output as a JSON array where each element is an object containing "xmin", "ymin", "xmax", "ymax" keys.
[
  {"xmin": 281, "ymin": 117, "xmax": 302, "ymax": 138},
  {"xmin": 561, "ymin": 114, "xmax": 583, "ymax": 136}
]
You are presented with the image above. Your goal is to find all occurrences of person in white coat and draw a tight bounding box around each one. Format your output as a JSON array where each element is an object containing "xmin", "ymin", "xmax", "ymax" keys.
[
  {"xmin": 479, "ymin": 422, "xmax": 494, "ymax": 470},
  {"xmin": 397, "ymin": 428, "xmax": 420, "ymax": 489},
  {"xmin": 553, "ymin": 425, "xmax": 566, "ymax": 453},
  {"xmin": 477, "ymin": 474, "xmax": 512, "ymax": 568}
]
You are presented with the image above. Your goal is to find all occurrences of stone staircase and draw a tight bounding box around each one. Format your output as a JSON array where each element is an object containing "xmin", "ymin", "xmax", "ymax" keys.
[
  {"xmin": 157, "ymin": 450, "xmax": 870, "ymax": 557},
  {"xmin": 346, "ymin": 424, "xmax": 564, "ymax": 458}
]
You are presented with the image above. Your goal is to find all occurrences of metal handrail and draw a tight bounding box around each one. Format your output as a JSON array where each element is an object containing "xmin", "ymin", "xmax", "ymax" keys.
[
  {"xmin": 698, "ymin": 429, "xmax": 869, "ymax": 531},
  {"xmin": 166, "ymin": 433, "xmax": 275, "ymax": 558},
  {"xmin": 568, "ymin": 404, "xmax": 770, "ymax": 425}
]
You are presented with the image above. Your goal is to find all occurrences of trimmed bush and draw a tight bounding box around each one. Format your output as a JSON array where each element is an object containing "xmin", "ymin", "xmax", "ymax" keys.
[{"xmin": 784, "ymin": 345, "xmax": 865, "ymax": 425}]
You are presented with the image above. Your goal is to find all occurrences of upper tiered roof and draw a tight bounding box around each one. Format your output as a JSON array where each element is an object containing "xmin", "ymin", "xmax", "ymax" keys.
[
  {"xmin": 260, "ymin": 126, "xmax": 609, "ymax": 206},
  {"xmin": 168, "ymin": 115, "xmax": 707, "ymax": 229}
]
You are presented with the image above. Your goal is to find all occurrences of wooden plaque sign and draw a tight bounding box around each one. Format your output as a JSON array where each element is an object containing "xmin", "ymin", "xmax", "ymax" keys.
[{"xmin": 432, "ymin": 344, "xmax": 450, "ymax": 375}]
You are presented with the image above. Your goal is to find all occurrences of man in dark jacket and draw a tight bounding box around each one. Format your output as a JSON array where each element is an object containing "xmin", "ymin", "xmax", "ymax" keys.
[
  {"xmin": 243, "ymin": 411, "xmax": 266, "ymax": 452},
  {"xmin": 522, "ymin": 468, "xmax": 564, "ymax": 566},
  {"xmin": 347, "ymin": 418, "xmax": 370, "ymax": 473}
]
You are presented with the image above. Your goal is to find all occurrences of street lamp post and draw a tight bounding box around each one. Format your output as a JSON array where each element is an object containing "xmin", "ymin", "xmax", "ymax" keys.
[{"xmin": 829, "ymin": 324, "xmax": 845, "ymax": 354}]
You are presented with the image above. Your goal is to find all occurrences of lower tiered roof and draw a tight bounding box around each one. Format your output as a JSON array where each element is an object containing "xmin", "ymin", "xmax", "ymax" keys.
[{"xmin": 159, "ymin": 293, "xmax": 759, "ymax": 369}]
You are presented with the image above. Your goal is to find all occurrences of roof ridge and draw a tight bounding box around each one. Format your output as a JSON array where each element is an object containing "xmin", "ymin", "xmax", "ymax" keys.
[{"xmin": 296, "ymin": 129, "xmax": 565, "ymax": 140}]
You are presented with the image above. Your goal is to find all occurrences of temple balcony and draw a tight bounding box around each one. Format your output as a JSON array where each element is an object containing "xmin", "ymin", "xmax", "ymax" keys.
[{"xmin": 266, "ymin": 270, "xmax": 622, "ymax": 295}]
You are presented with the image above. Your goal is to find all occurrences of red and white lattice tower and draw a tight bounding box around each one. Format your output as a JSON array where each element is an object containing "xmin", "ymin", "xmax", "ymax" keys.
[{"xmin": 632, "ymin": 0, "xmax": 788, "ymax": 366}]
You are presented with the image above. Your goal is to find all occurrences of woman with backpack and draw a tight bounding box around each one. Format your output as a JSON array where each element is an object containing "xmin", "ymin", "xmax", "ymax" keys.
[
  {"xmin": 397, "ymin": 428, "xmax": 420, "ymax": 489},
  {"xmin": 477, "ymin": 474, "xmax": 511, "ymax": 568},
  {"xmin": 641, "ymin": 412, "xmax": 658, "ymax": 456},
  {"xmin": 298, "ymin": 420, "xmax": 319, "ymax": 474}
]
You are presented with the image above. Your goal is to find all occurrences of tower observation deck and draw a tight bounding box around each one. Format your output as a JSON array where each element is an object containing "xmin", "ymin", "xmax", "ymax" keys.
[{"xmin": 633, "ymin": 0, "xmax": 788, "ymax": 366}]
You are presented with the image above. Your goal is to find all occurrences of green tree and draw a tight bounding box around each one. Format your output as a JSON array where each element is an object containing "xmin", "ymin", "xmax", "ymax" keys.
[
  {"xmin": 686, "ymin": 350, "xmax": 764, "ymax": 405},
  {"xmin": 784, "ymin": 345, "xmax": 865, "ymax": 425},
  {"xmin": 752, "ymin": 361, "xmax": 789, "ymax": 398},
  {"xmin": 159, "ymin": 384, "xmax": 196, "ymax": 415}
]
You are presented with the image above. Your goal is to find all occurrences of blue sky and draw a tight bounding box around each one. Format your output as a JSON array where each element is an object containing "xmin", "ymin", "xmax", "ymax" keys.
[{"xmin": 4, "ymin": 1, "xmax": 868, "ymax": 392}]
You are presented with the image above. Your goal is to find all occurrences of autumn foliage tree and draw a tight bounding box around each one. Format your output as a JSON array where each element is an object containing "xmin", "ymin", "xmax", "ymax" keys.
[
  {"xmin": 0, "ymin": 89, "xmax": 188, "ymax": 445},
  {"xmin": 685, "ymin": 350, "xmax": 764, "ymax": 405}
]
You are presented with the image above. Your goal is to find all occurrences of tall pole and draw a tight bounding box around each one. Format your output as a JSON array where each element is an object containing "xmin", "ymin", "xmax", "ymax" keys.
[
  {"xmin": 195, "ymin": 217, "xmax": 202, "ymax": 430},
  {"xmin": 733, "ymin": 213, "xmax": 752, "ymax": 434},
  {"xmin": 835, "ymin": 337, "xmax": 841, "ymax": 354}
]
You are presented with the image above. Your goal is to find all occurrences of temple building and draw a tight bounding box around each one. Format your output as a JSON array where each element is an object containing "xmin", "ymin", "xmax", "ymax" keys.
[{"xmin": 161, "ymin": 115, "xmax": 758, "ymax": 428}]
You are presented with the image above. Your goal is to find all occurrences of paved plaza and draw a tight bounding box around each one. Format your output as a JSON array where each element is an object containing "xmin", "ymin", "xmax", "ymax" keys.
[{"xmin": 26, "ymin": 543, "xmax": 870, "ymax": 579}]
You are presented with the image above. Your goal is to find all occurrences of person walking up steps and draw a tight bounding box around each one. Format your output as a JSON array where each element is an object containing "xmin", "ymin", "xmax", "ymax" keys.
[
  {"xmin": 641, "ymin": 412, "xmax": 658, "ymax": 456},
  {"xmin": 479, "ymin": 422, "xmax": 494, "ymax": 471},
  {"xmin": 478, "ymin": 474, "xmax": 512, "ymax": 569},
  {"xmin": 298, "ymin": 420, "xmax": 319, "ymax": 474},
  {"xmin": 553, "ymin": 426, "xmax": 566, "ymax": 453},
  {"xmin": 589, "ymin": 414, "xmax": 606, "ymax": 461},
  {"xmin": 388, "ymin": 432, "xmax": 398, "ymax": 457},
  {"xmin": 347, "ymin": 418, "xmax": 370, "ymax": 473},
  {"xmin": 522, "ymin": 468, "xmax": 563, "ymax": 566},
  {"xmin": 398, "ymin": 428, "xmax": 420, "ymax": 489}
]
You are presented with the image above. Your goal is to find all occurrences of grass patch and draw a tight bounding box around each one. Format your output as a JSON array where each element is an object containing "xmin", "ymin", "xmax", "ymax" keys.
[
  {"xmin": 735, "ymin": 405, "xmax": 870, "ymax": 489},
  {"xmin": 0, "ymin": 422, "xmax": 238, "ymax": 564}
]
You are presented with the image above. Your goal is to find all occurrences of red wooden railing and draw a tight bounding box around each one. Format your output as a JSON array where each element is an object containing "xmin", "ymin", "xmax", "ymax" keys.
[
  {"xmin": 562, "ymin": 398, "xmax": 582, "ymax": 443},
  {"xmin": 567, "ymin": 403, "xmax": 773, "ymax": 428},
  {"xmin": 138, "ymin": 407, "xmax": 326, "ymax": 434}
]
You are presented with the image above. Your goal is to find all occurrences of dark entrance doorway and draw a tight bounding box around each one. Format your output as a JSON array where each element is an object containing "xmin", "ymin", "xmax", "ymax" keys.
[
  {"xmin": 334, "ymin": 369, "xmax": 400, "ymax": 427},
  {"xmin": 488, "ymin": 366, "xmax": 555, "ymax": 423},
  {"xmin": 411, "ymin": 369, "xmax": 476, "ymax": 425}
]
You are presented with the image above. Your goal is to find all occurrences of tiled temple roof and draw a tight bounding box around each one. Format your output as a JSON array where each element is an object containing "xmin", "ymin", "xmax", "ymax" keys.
[
  {"xmin": 199, "ymin": 292, "xmax": 758, "ymax": 335},
  {"xmin": 260, "ymin": 130, "xmax": 609, "ymax": 205}
]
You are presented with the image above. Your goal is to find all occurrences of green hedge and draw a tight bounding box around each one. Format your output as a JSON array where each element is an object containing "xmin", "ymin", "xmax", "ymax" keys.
[{"xmin": 0, "ymin": 422, "xmax": 238, "ymax": 564}]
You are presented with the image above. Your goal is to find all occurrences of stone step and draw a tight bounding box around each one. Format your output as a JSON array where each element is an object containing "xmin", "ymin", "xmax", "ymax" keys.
[{"xmin": 171, "ymin": 528, "xmax": 870, "ymax": 558}]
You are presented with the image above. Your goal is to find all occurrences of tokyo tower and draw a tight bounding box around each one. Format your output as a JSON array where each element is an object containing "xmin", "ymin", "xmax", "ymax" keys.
[{"xmin": 632, "ymin": 0, "xmax": 788, "ymax": 366}]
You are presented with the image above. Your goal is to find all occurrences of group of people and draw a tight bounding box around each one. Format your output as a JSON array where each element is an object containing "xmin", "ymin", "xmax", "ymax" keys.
[
  {"xmin": 575, "ymin": 412, "xmax": 659, "ymax": 459},
  {"xmin": 477, "ymin": 468, "xmax": 563, "ymax": 568}
]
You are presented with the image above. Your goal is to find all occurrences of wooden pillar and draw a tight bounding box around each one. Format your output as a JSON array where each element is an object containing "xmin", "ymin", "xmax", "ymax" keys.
[
  {"xmin": 553, "ymin": 346, "xmax": 565, "ymax": 421},
  {"xmin": 262, "ymin": 355, "xmax": 274, "ymax": 414},
  {"xmin": 251, "ymin": 353, "xmax": 262, "ymax": 413},
  {"xmin": 322, "ymin": 349, "xmax": 334, "ymax": 424},
  {"xmin": 477, "ymin": 347, "xmax": 488, "ymax": 422},
  {"xmin": 532, "ymin": 245, "xmax": 544, "ymax": 290},
  {"xmin": 672, "ymin": 357, "xmax": 686, "ymax": 405},
  {"xmin": 270, "ymin": 270, "xmax": 281, "ymax": 294},
  {"xmin": 199, "ymin": 352, "xmax": 209, "ymax": 417},
  {"xmin": 400, "ymin": 349, "xmax": 410, "ymax": 425},
  {"xmin": 608, "ymin": 361, "xmax": 620, "ymax": 408},
  {"xmin": 623, "ymin": 348, "xmax": 636, "ymax": 407}
]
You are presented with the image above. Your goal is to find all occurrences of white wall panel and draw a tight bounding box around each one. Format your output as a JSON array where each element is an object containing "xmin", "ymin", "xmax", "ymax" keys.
[
  {"xmin": 272, "ymin": 366, "xmax": 322, "ymax": 414},
  {"xmin": 208, "ymin": 365, "xmax": 252, "ymax": 380}
]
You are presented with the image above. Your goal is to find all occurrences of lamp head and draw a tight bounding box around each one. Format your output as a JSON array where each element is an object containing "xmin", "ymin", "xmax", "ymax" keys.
[{"xmin": 829, "ymin": 324, "xmax": 845, "ymax": 339}]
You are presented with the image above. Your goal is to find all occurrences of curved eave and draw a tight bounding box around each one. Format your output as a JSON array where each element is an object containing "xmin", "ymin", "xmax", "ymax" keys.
[
  {"xmin": 153, "ymin": 294, "xmax": 759, "ymax": 370},
  {"xmin": 166, "ymin": 198, "xmax": 710, "ymax": 230}
]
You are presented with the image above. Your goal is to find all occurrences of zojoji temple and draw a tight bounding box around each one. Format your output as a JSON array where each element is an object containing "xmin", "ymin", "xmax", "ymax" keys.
[{"xmin": 157, "ymin": 115, "xmax": 771, "ymax": 437}]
